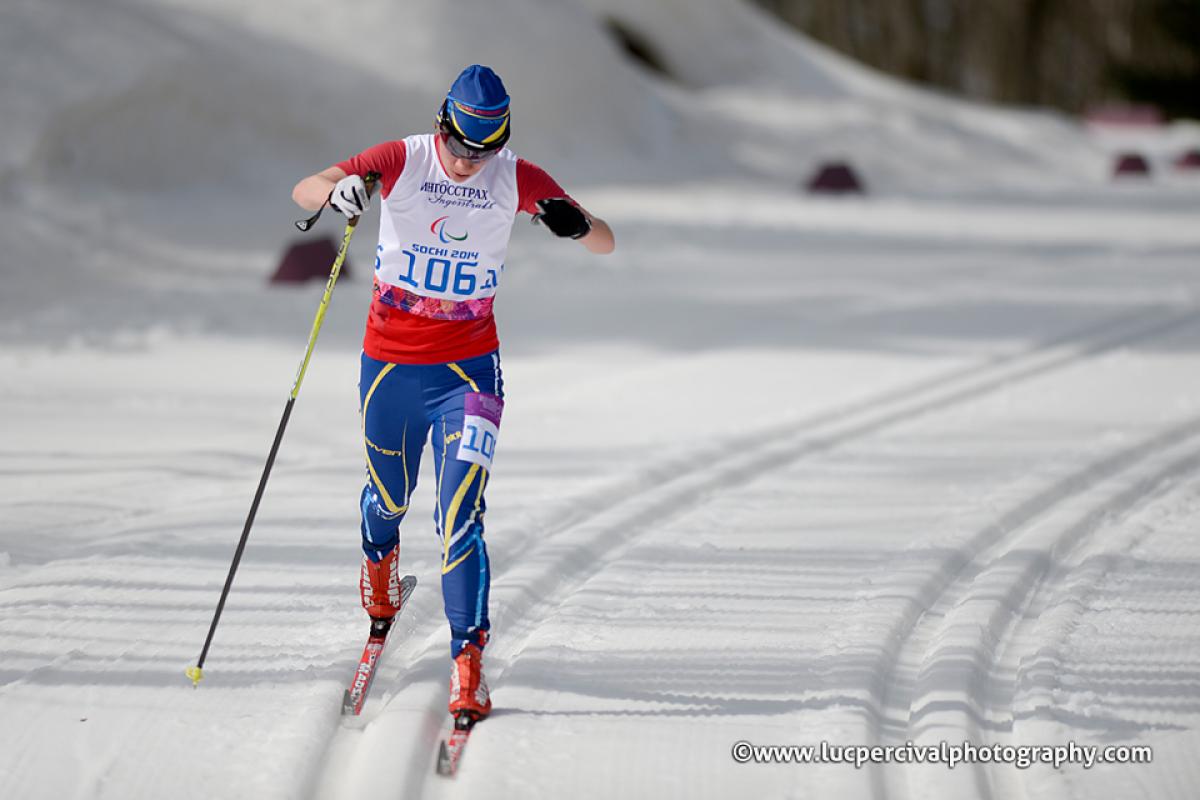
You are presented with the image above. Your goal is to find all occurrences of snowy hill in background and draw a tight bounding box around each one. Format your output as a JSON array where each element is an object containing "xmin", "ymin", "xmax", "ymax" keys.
[
  {"xmin": 3, "ymin": 1, "xmax": 1200, "ymax": 799},
  {"xmin": 7, "ymin": 0, "xmax": 1196, "ymax": 208},
  {"xmin": 6, "ymin": 0, "xmax": 1198, "ymax": 347}
]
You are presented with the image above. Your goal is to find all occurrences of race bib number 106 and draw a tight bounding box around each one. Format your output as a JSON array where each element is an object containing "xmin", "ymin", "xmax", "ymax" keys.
[{"xmin": 457, "ymin": 393, "xmax": 503, "ymax": 471}]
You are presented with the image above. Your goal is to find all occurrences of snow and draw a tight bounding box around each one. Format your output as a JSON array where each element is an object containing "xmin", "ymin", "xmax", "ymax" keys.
[{"xmin": 3, "ymin": 0, "xmax": 1200, "ymax": 798}]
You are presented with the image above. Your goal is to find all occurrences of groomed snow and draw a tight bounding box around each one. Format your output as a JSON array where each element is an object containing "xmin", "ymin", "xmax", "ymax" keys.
[{"xmin": 2, "ymin": 1, "xmax": 1200, "ymax": 799}]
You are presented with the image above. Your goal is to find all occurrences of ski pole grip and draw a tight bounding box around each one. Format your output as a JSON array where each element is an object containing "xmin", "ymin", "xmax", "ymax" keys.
[
  {"xmin": 348, "ymin": 172, "xmax": 381, "ymax": 229},
  {"xmin": 294, "ymin": 171, "xmax": 382, "ymax": 232}
]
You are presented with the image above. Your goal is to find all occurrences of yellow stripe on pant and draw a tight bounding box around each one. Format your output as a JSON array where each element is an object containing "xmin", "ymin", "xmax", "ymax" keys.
[
  {"xmin": 362, "ymin": 363, "xmax": 408, "ymax": 515},
  {"xmin": 442, "ymin": 462, "xmax": 483, "ymax": 574},
  {"xmin": 447, "ymin": 362, "xmax": 481, "ymax": 393}
]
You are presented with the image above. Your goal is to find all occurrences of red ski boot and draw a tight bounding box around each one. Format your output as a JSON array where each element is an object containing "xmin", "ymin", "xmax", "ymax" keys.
[
  {"xmin": 360, "ymin": 549, "xmax": 403, "ymax": 620},
  {"xmin": 448, "ymin": 642, "xmax": 492, "ymax": 720}
]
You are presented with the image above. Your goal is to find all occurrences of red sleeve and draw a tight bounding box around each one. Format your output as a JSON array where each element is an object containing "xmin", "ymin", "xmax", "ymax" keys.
[
  {"xmin": 335, "ymin": 140, "xmax": 407, "ymax": 198},
  {"xmin": 516, "ymin": 158, "xmax": 573, "ymax": 215}
]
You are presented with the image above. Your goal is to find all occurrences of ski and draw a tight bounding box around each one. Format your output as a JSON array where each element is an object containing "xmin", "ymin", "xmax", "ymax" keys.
[
  {"xmin": 341, "ymin": 574, "xmax": 417, "ymax": 716},
  {"xmin": 435, "ymin": 712, "xmax": 479, "ymax": 777}
]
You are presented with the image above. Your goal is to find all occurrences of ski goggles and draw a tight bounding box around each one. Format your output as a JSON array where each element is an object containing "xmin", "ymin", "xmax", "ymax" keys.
[{"xmin": 439, "ymin": 131, "xmax": 501, "ymax": 163}]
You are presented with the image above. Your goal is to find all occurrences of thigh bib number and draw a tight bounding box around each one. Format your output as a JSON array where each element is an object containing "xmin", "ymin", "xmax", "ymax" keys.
[{"xmin": 457, "ymin": 393, "xmax": 503, "ymax": 470}]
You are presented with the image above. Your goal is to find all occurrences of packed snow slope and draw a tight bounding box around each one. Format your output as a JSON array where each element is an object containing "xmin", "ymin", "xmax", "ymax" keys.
[{"xmin": 3, "ymin": 1, "xmax": 1200, "ymax": 799}]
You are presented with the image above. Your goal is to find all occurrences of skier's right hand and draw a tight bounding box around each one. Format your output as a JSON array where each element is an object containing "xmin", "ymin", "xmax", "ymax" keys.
[{"xmin": 329, "ymin": 174, "xmax": 372, "ymax": 218}]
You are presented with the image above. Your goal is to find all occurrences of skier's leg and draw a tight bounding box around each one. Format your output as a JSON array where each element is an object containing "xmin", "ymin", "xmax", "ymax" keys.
[
  {"xmin": 433, "ymin": 423, "xmax": 492, "ymax": 654},
  {"xmin": 358, "ymin": 352, "xmax": 427, "ymax": 617},
  {"xmin": 429, "ymin": 352, "xmax": 504, "ymax": 660}
]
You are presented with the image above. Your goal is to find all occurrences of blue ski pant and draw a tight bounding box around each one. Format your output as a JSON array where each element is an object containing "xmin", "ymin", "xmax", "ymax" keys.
[{"xmin": 358, "ymin": 350, "xmax": 503, "ymax": 657}]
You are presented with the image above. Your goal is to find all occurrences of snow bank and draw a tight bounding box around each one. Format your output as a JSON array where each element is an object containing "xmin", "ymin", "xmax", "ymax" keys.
[
  {"xmin": 7, "ymin": 0, "xmax": 1196, "ymax": 213},
  {"xmin": 2, "ymin": 0, "xmax": 1197, "ymax": 349},
  {"xmin": 4, "ymin": 0, "xmax": 695, "ymax": 195}
]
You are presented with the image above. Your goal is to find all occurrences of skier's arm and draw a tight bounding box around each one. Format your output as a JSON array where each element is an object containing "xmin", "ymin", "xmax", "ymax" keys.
[
  {"xmin": 295, "ymin": 141, "xmax": 407, "ymax": 212},
  {"xmin": 518, "ymin": 159, "xmax": 615, "ymax": 255},
  {"xmin": 576, "ymin": 208, "xmax": 614, "ymax": 255},
  {"xmin": 292, "ymin": 167, "xmax": 347, "ymax": 211}
]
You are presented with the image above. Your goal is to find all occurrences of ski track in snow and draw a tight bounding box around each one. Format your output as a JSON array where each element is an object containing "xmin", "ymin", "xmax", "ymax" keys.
[
  {"xmin": 309, "ymin": 305, "xmax": 1200, "ymax": 799},
  {"xmin": 876, "ymin": 419, "xmax": 1200, "ymax": 800},
  {"xmin": 1019, "ymin": 490, "xmax": 1200, "ymax": 800},
  {"xmin": 997, "ymin": 465, "xmax": 1200, "ymax": 799}
]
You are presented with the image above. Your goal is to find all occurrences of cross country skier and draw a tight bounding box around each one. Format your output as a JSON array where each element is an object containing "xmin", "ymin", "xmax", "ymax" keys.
[{"xmin": 291, "ymin": 65, "xmax": 614, "ymax": 723}]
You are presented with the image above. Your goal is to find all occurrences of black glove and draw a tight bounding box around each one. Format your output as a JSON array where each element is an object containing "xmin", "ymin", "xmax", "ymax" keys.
[{"xmin": 534, "ymin": 198, "xmax": 591, "ymax": 239}]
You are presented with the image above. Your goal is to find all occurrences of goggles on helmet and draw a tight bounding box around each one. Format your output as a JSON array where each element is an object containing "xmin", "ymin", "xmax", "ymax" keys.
[{"xmin": 439, "ymin": 130, "xmax": 500, "ymax": 163}]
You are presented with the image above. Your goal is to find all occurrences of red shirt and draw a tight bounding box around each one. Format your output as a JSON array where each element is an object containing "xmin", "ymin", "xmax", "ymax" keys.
[{"xmin": 336, "ymin": 140, "xmax": 569, "ymax": 364}]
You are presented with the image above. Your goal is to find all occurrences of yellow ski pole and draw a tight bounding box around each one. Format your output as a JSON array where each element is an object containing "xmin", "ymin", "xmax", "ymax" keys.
[{"xmin": 187, "ymin": 173, "xmax": 379, "ymax": 687}]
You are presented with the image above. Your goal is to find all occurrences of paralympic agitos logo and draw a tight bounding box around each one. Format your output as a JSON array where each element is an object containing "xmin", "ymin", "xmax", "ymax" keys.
[{"xmin": 430, "ymin": 216, "xmax": 468, "ymax": 244}]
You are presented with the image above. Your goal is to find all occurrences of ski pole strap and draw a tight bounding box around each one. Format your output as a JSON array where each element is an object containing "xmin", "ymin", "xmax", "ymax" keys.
[{"xmin": 294, "ymin": 198, "xmax": 328, "ymax": 232}]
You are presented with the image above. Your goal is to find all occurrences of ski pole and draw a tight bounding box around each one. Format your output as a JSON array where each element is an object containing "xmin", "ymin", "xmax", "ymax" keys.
[{"xmin": 187, "ymin": 173, "xmax": 379, "ymax": 687}]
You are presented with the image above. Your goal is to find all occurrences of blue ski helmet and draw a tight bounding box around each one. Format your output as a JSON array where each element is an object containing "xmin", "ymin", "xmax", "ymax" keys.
[{"xmin": 437, "ymin": 65, "xmax": 511, "ymax": 153}]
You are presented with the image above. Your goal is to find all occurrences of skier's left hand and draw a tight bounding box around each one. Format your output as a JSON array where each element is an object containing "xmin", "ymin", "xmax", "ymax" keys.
[{"xmin": 534, "ymin": 198, "xmax": 592, "ymax": 240}]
